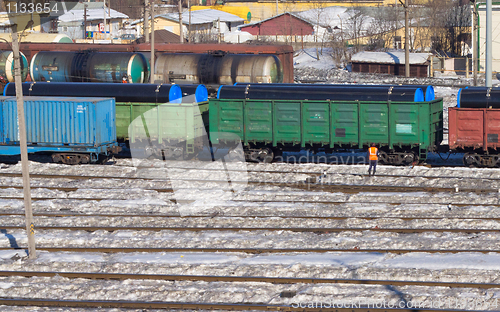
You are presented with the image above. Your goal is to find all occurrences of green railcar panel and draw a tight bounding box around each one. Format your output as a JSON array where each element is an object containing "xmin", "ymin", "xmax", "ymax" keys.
[
  {"xmin": 331, "ymin": 103, "xmax": 359, "ymax": 147},
  {"xmin": 208, "ymin": 98, "xmax": 443, "ymax": 161},
  {"xmin": 389, "ymin": 104, "xmax": 420, "ymax": 146},
  {"xmin": 116, "ymin": 101, "xmax": 208, "ymax": 155},
  {"xmin": 244, "ymin": 101, "xmax": 273, "ymax": 143},
  {"xmin": 273, "ymin": 101, "xmax": 301, "ymax": 145},
  {"xmin": 359, "ymin": 103, "xmax": 389, "ymax": 146},
  {"xmin": 302, "ymin": 102, "xmax": 330, "ymax": 146},
  {"xmin": 211, "ymin": 100, "xmax": 244, "ymax": 142}
]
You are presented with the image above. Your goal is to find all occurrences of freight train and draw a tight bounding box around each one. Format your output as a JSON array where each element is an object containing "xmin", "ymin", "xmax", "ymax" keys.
[
  {"xmin": 25, "ymin": 51, "xmax": 283, "ymax": 86},
  {"xmin": 2, "ymin": 82, "xmax": 499, "ymax": 167}
]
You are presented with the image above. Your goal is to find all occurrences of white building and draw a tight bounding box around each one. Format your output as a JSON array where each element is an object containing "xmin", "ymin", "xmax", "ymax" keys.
[{"xmin": 57, "ymin": 2, "xmax": 128, "ymax": 40}]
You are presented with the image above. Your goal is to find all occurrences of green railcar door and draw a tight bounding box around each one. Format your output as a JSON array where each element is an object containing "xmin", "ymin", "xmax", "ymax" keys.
[
  {"xmin": 273, "ymin": 101, "xmax": 301, "ymax": 145},
  {"xmin": 331, "ymin": 102, "xmax": 359, "ymax": 148},
  {"xmin": 302, "ymin": 102, "xmax": 330, "ymax": 146},
  {"xmin": 212, "ymin": 99, "xmax": 244, "ymax": 143},
  {"xmin": 389, "ymin": 103, "xmax": 420, "ymax": 147},
  {"xmin": 359, "ymin": 103, "xmax": 389, "ymax": 147},
  {"xmin": 244, "ymin": 101, "xmax": 273, "ymax": 144}
]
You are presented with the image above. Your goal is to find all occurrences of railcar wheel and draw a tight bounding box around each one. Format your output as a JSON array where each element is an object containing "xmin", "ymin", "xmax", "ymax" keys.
[
  {"xmin": 259, "ymin": 148, "xmax": 274, "ymax": 163},
  {"xmin": 378, "ymin": 151, "xmax": 388, "ymax": 164}
]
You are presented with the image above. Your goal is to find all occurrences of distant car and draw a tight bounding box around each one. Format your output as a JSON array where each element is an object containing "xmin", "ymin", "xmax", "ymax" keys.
[{"xmin": 120, "ymin": 34, "xmax": 136, "ymax": 43}]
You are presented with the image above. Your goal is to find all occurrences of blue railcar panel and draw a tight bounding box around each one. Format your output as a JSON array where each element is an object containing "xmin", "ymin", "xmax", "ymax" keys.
[{"xmin": 0, "ymin": 96, "xmax": 117, "ymax": 156}]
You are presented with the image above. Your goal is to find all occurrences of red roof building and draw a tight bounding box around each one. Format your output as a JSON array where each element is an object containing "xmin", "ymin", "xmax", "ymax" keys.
[{"xmin": 239, "ymin": 13, "xmax": 315, "ymax": 36}]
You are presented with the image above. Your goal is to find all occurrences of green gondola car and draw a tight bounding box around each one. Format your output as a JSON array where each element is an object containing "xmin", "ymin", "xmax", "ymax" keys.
[{"xmin": 208, "ymin": 98, "xmax": 443, "ymax": 164}]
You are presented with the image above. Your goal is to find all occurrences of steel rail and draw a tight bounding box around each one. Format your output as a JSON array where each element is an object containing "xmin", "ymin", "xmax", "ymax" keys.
[
  {"xmin": 2, "ymin": 212, "xmax": 500, "ymax": 221},
  {"xmin": 0, "ymin": 298, "xmax": 487, "ymax": 311},
  {"xmin": 0, "ymin": 181, "xmax": 497, "ymax": 194},
  {"xmin": 5, "ymin": 167, "xmax": 500, "ymax": 182},
  {"xmin": 1, "ymin": 271, "xmax": 499, "ymax": 289},
  {"xmin": 2, "ymin": 247, "xmax": 499, "ymax": 254},
  {"xmin": 1, "ymin": 225, "xmax": 499, "ymax": 234},
  {"xmin": 0, "ymin": 196, "xmax": 498, "ymax": 207}
]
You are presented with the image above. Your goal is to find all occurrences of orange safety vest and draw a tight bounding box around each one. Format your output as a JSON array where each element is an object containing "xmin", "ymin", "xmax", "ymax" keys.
[{"xmin": 368, "ymin": 147, "xmax": 378, "ymax": 161}]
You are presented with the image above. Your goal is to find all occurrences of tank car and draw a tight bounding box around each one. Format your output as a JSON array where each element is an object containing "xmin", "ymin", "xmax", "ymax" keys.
[
  {"xmin": 155, "ymin": 53, "xmax": 283, "ymax": 85},
  {"xmin": 0, "ymin": 51, "xmax": 28, "ymax": 83},
  {"xmin": 30, "ymin": 51, "xmax": 149, "ymax": 83}
]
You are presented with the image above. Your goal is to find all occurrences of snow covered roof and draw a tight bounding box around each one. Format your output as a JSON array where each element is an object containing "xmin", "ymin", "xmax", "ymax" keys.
[
  {"xmin": 351, "ymin": 52, "xmax": 431, "ymax": 65},
  {"xmin": 165, "ymin": 9, "xmax": 244, "ymax": 25},
  {"xmin": 58, "ymin": 7, "xmax": 128, "ymax": 23},
  {"xmin": 131, "ymin": 9, "xmax": 243, "ymax": 26}
]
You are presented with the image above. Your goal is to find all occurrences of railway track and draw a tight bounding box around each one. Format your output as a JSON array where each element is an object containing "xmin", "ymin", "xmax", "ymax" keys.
[
  {"xmin": 3, "ymin": 167, "xmax": 500, "ymax": 182},
  {"xmin": 2, "ymin": 211, "xmax": 500, "ymax": 221},
  {"xmin": 2, "ymin": 246, "xmax": 499, "ymax": 254},
  {"xmin": 1, "ymin": 271, "xmax": 498, "ymax": 289},
  {"xmin": 0, "ymin": 180, "xmax": 498, "ymax": 194},
  {"xmin": 0, "ymin": 196, "xmax": 497, "ymax": 207},
  {"xmin": 0, "ymin": 224, "xmax": 498, "ymax": 234},
  {"xmin": 0, "ymin": 298, "xmax": 483, "ymax": 311}
]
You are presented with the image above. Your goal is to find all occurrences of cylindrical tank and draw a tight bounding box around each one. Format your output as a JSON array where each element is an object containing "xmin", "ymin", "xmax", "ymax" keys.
[
  {"xmin": 30, "ymin": 52, "xmax": 150, "ymax": 83},
  {"xmin": 4, "ymin": 82, "xmax": 182, "ymax": 104},
  {"xmin": 30, "ymin": 51, "xmax": 78, "ymax": 82},
  {"xmin": 217, "ymin": 84, "xmax": 424, "ymax": 102},
  {"xmin": 457, "ymin": 87, "xmax": 500, "ymax": 108},
  {"xmin": 155, "ymin": 53, "xmax": 283, "ymax": 85},
  {"xmin": 0, "ymin": 51, "xmax": 28, "ymax": 82},
  {"xmin": 179, "ymin": 84, "xmax": 208, "ymax": 103},
  {"xmin": 86, "ymin": 52, "xmax": 149, "ymax": 83},
  {"xmin": 234, "ymin": 83, "xmax": 435, "ymax": 101}
]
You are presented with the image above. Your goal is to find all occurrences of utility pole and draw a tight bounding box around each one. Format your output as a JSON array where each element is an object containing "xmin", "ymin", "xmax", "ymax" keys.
[
  {"xmin": 12, "ymin": 28, "xmax": 36, "ymax": 259},
  {"xmin": 486, "ymin": 0, "xmax": 492, "ymax": 87},
  {"xmin": 217, "ymin": 17, "xmax": 221, "ymax": 44},
  {"xmin": 84, "ymin": 3, "xmax": 88, "ymax": 39},
  {"xmin": 276, "ymin": 0, "xmax": 278, "ymax": 15},
  {"xmin": 179, "ymin": 0, "xmax": 184, "ymax": 43},
  {"xmin": 188, "ymin": 0, "xmax": 191, "ymax": 42},
  {"xmin": 404, "ymin": 0, "xmax": 409, "ymax": 77},
  {"xmin": 103, "ymin": 0, "xmax": 107, "ymax": 40},
  {"xmin": 472, "ymin": 1, "xmax": 478, "ymax": 86},
  {"xmin": 144, "ymin": 0, "xmax": 149, "ymax": 43},
  {"xmin": 150, "ymin": 0, "xmax": 155, "ymax": 83},
  {"xmin": 399, "ymin": 0, "xmax": 410, "ymax": 78}
]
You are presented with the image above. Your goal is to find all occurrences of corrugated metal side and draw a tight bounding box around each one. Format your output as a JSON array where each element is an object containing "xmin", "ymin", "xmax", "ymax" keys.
[
  {"xmin": 1, "ymin": 97, "xmax": 115, "ymax": 146},
  {"xmin": 449, "ymin": 107, "xmax": 500, "ymax": 151}
]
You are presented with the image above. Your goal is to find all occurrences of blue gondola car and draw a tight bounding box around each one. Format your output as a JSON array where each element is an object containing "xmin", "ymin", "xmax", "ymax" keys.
[{"xmin": 0, "ymin": 96, "xmax": 121, "ymax": 164}]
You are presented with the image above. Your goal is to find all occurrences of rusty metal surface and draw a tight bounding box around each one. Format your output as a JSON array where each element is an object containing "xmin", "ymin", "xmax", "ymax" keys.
[
  {"xmin": 1, "ymin": 271, "xmax": 499, "ymax": 289},
  {"xmin": 0, "ymin": 298, "xmax": 490, "ymax": 311},
  {"xmin": 449, "ymin": 107, "xmax": 500, "ymax": 151},
  {"xmin": 1, "ymin": 246, "xmax": 498, "ymax": 254}
]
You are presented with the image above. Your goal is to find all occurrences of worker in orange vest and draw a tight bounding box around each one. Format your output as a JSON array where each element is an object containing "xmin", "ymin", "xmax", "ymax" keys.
[{"xmin": 367, "ymin": 143, "xmax": 379, "ymax": 176}]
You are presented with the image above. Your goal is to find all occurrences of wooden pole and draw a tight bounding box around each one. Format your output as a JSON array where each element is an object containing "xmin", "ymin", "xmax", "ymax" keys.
[
  {"xmin": 179, "ymin": 0, "xmax": 184, "ymax": 43},
  {"xmin": 150, "ymin": 0, "xmax": 155, "ymax": 83},
  {"xmin": 144, "ymin": 0, "xmax": 149, "ymax": 43},
  {"xmin": 404, "ymin": 0, "xmax": 409, "ymax": 78},
  {"xmin": 12, "ymin": 30, "xmax": 36, "ymax": 259}
]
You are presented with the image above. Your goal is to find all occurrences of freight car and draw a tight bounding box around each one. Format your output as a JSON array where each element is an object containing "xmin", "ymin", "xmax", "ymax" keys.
[
  {"xmin": 211, "ymin": 84, "xmax": 443, "ymax": 164},
  {"xmin": 154, "ymin": 53, "xmax": 283, "ymax": 85},
  {"xmin": 30, "ymin": 52, "xmax": 150, "ymax": 83},
  {"xmin": 0, "ymin": 97, "xmax": 121, "ymax": 164},
  {"xmin": 0, "ymin": 51, "xmax": 29, "ymax": 83},
  {"xmin": 450, "ymin": 87, "xmax": 500, "ymax": 167},
  {"xmin": 4, "ymin": 82, "xmax": 209, "ymax": 160}
]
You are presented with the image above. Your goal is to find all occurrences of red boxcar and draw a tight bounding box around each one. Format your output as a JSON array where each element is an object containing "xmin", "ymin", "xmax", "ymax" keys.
[{"xmin": 449, "ymin": 107, "xmax": 500, "ymax": 166}]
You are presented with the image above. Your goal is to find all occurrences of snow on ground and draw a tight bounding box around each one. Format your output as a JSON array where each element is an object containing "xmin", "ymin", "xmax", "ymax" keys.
[{"xmin": 1, "ymin": 157, "xmax": 500, "ymax": 310}]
